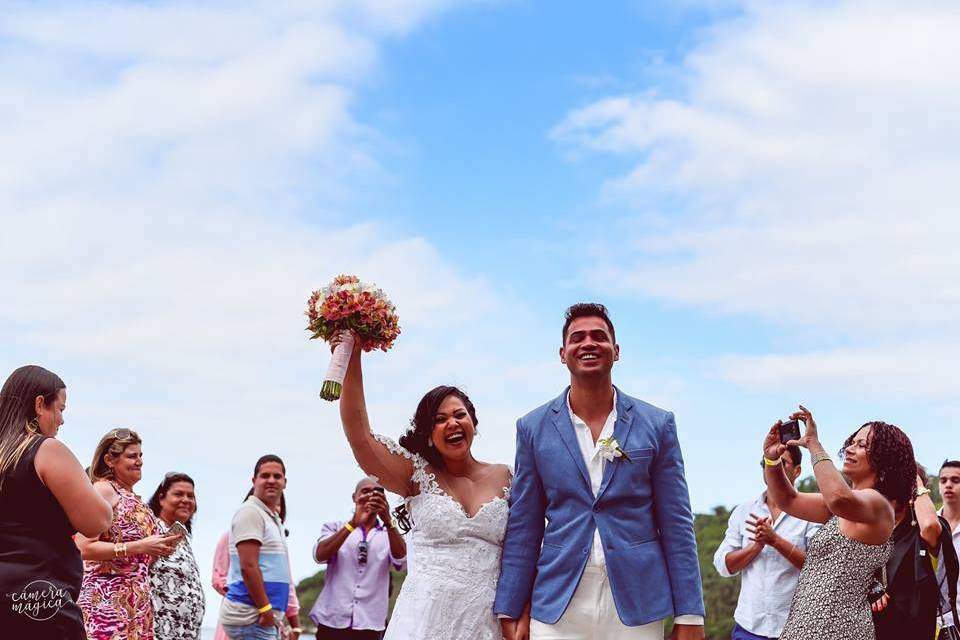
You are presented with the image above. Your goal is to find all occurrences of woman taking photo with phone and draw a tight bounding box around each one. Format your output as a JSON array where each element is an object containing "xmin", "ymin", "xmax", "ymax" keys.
[
  {"xmin": 763, "ymin": 405, "xmax": 916, "ymax": 640},
  {"xmin": 148, "ymin": 472, "xmax": 205, "ymax": 640}
]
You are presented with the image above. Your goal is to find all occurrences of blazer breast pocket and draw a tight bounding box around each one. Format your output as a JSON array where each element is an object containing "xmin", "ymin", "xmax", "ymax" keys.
[{"xmin": 622, "ymin": 447, "xmax": 654, "ymax": 460}]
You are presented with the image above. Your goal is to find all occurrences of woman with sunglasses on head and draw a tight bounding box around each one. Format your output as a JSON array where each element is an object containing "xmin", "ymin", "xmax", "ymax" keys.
[
  {"xmin": 0, "ymin": 366, "xmax": 113, "ymax": 639},
  {"xmin": 76, "ymin": 428, "xmax": 181, "ymax": 640},
  {"xmin": 147, "ymin": 472, "xmax": 205, "ymax": 640},
  {"xmin": 763, "ymin": 405, "xmax": 917, "ymax": 640},
  {"xmin": 329, "ymin": 331, "xmax": 520, "ymax": 640}
]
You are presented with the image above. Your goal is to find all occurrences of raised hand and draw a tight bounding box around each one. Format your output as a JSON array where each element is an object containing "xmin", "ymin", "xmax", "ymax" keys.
[
  {"xmin": 330, "ymin": 329, "xmax": 360, "ymax": 355},
  {"xmin": 367, "ymin": 492, "xmax": 391, "ymax": 525},
  {"xmin": 787, "ymin": 404, "xmax": 819, "ymax": 449},
  {"xmin": 763, "ymin": 423, "xmax": 787, "ymax": 461}
]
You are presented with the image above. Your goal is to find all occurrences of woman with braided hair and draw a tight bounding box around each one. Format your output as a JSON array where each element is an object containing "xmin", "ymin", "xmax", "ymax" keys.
[{"xmin": 762, "ymin": 405, "xmax": 917, "ymax": 640}]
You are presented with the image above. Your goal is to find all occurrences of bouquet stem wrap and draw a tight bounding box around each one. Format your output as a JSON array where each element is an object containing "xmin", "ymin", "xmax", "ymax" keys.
[
  {"xmin": 306, "ymin": 275, "xmax": 400, "ymax": 402},
  {"xmin": 320, "ymin": 332, "xmax": 354, "ymax": 401}
]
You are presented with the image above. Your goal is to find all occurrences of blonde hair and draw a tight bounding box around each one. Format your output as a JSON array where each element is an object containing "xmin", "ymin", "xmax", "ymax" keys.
[{"xmin": 88, "ymin": 428, "xmax": 142, "ymax": 482}]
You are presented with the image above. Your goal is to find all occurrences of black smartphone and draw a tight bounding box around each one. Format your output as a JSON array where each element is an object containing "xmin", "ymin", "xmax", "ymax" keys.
[{"xmin": 779, "ymin": 419, "xmax": 801, "ymax": 445}]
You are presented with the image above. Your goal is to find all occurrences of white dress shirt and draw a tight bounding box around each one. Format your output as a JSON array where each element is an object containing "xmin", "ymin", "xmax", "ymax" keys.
[
  {"xmin": 936, "ymin": 507, "xmax": 960, "ymax": 627},
  {"xmin": 566, "ymin": 391, "xmax": 704, "ymax": 627},
  {"xmin": 712, "ymin": 493, "xmax": 821, "ymax": 637}
]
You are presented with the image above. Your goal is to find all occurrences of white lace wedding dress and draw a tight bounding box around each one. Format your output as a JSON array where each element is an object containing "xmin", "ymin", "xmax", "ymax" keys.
[{"xmin": 375, "ymin": 434, "xmax": 511, "ymax": 640}]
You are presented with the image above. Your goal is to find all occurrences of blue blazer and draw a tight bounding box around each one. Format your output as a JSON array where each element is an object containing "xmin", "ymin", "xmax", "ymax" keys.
[{"xmin": 493, "ymin": 387, "xmax": 704, "ymax": 626}]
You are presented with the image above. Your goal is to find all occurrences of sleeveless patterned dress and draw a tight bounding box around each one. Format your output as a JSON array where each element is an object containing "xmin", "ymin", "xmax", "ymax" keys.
[
  {"xmin": 78, "ymin": 480, "xmax": 159, "ymax": 640},
  {"xmin": 780, "ymin": 516, "xmax": 892, "ymax": 640}
]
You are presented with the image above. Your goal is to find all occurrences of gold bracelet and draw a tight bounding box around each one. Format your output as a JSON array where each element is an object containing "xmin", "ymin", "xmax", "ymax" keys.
[
  {"xmin": 343, "ymin": 522, "xmax": 355, "ymax": 533},
  {"xmin": 810, "ymin": 450, "xmax": 832, "ymax": 466},
  {"xmin": 916, "ymin": 486, "xmax": 932, "ymax": 497},
  {"xmin": 257, "ymin": 603, "xmax": 273, "ymax": 614},
  {"xmin": 292, "ymin": 628, "xmax": 303, "ymax": 634},
  {"xmin": 764, "ymin": 456, "xmax": 782, "ymax": 467},
  {"xmin": 113, "ymin": 543, "xmax": 122, "ymax": 557}
]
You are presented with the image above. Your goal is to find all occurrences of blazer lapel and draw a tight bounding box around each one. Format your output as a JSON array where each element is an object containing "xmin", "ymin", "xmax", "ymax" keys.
[
  {"xmin": 550, "ymin": 390, "xmax": 592, "ymax": 493},
  {"xmin": 596, "ymin": 389, "xmax": 635, "ymax": 501}
]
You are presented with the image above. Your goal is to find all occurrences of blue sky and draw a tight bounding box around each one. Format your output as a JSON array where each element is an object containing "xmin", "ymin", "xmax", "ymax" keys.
[{"xmin": 3, "ymin": 0, "xmax": 959, "ymax": 627}]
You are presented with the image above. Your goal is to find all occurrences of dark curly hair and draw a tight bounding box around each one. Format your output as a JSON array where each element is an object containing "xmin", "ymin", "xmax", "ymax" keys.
[
  {"xmin": 398, "ymin": 385, "xmax": 478, "ymax": 471},
  {"xmin": 840, "ymin": 421, "xmax": 916, "ymax": 507}
]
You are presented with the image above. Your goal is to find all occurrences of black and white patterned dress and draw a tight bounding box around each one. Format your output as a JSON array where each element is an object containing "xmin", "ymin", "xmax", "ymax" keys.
[
  {"xmin": 780, "ymin": 516, "xmax": 891, "ymax": 640},
  {"xmin": 150, "ymin": 521, "xmax": 205, "ymax": 640}
]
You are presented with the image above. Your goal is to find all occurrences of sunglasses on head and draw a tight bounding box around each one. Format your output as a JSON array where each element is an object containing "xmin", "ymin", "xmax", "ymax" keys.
[{"xmin": 109, "ymin": 428, "xmax": 133, "ymax": 440}]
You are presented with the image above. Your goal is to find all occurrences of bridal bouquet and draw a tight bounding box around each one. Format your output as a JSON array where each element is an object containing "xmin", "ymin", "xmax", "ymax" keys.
[{"xmin": 306, "ymin": 275, "xmax": 401, "ymax": 400}]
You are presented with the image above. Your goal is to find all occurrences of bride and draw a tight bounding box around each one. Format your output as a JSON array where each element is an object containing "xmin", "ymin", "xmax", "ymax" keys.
[{"xmin": 330, "ymin": 332, "xmax": 528, "ymax": 640}]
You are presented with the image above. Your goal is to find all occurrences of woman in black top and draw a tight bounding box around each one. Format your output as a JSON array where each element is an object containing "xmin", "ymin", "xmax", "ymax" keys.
[
  {"xmin": 872, "ymin": 468, "xmax": 958, "ymax": 640},
  {"xmin": 0, "ymin": 365, "xmax": 113, "ymax": 639}
]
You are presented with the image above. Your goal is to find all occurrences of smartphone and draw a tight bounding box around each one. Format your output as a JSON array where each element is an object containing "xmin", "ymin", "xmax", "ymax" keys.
[
  {"xmin": 164, "ymin": 520, "xmax": 189, "ymax": 543},
  {"xmin": 779, "ymin": 419, "xmax": 801, "ymax": 445}
]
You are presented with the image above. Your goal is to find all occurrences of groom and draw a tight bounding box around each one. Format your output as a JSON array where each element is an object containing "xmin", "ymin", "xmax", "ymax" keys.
[{"xmin": 495, "ymin": 303, "xmax": 704, "ymax": 640}]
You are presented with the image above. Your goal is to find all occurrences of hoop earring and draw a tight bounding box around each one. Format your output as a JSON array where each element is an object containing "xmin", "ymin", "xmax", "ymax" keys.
[{"xmin": 25, "ymin": 417, "xmax": 39, "ymax": 433}]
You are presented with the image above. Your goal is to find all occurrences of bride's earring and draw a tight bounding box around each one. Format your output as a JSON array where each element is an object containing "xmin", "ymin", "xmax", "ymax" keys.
[{"xmin": 26, "ymin": 417, "xmax": 39, "ymax": 433}]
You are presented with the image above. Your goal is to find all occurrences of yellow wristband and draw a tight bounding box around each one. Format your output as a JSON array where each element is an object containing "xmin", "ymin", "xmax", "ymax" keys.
[
  {"xmin": 343, "ymin": 522, "xmax": 355, "ymax": 533},
  {"xmin": 764, "ymin": 456, "xmax": 782, "ymax": 467},
  {"xmin": 257, "ymin": 603, "xmax": 273, "ymax": 614}
]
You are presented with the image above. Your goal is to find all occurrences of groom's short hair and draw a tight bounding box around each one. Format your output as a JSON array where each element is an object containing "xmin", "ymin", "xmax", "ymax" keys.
[{"xmin": 563, "ymin": 303, "xmax": 616, "ymax": 344}]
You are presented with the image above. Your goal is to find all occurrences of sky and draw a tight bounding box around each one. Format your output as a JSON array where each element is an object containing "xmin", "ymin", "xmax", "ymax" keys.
[{"xmin": 2, "ymin": 0, "xmax": 959, "ymax": 628}]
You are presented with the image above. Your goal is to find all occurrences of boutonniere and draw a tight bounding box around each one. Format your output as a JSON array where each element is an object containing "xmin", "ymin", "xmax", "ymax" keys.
[{"xmin": 598, "ymin": 437, "xmax": 631, "ymax": 462}]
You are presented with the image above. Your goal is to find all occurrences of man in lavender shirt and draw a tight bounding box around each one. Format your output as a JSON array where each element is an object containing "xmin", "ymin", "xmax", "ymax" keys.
[{"xmin": 310, "ymin": 476, "xmax": 406, "ymax": 639}]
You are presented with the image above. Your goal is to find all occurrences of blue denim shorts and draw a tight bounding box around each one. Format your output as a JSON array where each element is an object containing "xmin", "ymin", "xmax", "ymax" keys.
[{"xmin": 223, "ymin": 622, "xmax": 279, "ymax": 640}]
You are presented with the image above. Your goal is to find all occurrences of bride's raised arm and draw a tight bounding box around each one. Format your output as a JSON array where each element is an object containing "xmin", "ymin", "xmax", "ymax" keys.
[{"xmin": 334, "ymin": 332, "xmax": 415, "ymax": 496}]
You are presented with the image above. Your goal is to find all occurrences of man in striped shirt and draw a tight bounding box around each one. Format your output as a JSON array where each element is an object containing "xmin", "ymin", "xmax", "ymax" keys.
[{"xmin": 219, "ymin": 454, "xmax": 299, "ymax": 640}]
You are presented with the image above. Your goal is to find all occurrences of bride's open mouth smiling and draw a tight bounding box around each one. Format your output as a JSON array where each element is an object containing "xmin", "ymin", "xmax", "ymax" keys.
[{"xmin": 444, "ymin": 431, "xmax": 466, "ymax": 447}]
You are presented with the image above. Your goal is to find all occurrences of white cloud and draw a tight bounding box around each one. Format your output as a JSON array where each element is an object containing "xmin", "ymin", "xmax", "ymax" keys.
[
  {"xmin": 0, "ymin": 0, "xmax": 539, "ymax": 629},
  {"xmin": 553, "ymin": 0, "xmax": 960, "ymax": 401}
]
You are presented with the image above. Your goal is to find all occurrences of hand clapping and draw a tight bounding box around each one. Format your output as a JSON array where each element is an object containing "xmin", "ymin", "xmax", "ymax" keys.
[{"xmin": 746, "ymin": 513, "xmax": 777, "ymax": 547}]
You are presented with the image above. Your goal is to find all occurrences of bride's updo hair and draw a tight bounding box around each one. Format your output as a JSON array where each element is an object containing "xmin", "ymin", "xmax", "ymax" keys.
[{"xmin": 399, "ymin": 385, "xmax": 479, "ymax": 470}]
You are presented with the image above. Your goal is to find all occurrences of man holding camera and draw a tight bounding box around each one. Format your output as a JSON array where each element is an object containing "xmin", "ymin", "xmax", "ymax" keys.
[
  {"xmin": 713, "ymin": 444, "xmax": 820, "ymax": 640},
  {"xmin": 310, "ymin": 476, "xmax": 407, "ymax": 639}
]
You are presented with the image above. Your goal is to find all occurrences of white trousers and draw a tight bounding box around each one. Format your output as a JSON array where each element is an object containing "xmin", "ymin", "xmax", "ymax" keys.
[{"xmin": 529, "ymin": 566, "xmax": 663, "ymax": 640}]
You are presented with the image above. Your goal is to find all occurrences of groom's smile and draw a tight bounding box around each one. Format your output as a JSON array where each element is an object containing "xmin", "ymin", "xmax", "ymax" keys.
[{"xmin": 560, "ymin": 316, "xmax": 620, "ymax": 379}]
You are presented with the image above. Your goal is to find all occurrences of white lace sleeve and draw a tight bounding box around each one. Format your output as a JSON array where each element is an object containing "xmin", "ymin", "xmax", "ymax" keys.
[
  {"xmin": 372, "ymin": 433, "xmax": 415, "ymax": 460},
  {"xmin": 371, "ymin": 433, "xmax": 439, "ymax": 495}
]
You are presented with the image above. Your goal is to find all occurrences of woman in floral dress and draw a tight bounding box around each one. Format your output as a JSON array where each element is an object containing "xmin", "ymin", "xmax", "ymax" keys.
[
  {"xmin": 76, "ymin": 429, "xmax": 181, "ymax": 640},
  {"xmin": 148, "ymin": 472, "xmax": 205, "ymax": 639}
]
